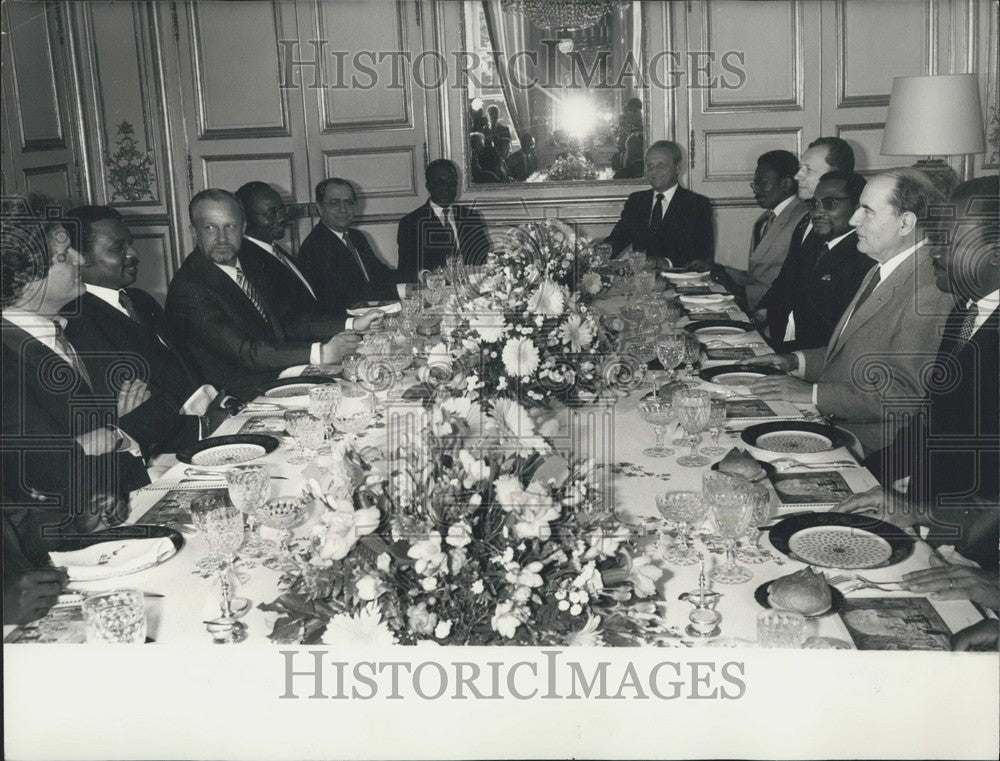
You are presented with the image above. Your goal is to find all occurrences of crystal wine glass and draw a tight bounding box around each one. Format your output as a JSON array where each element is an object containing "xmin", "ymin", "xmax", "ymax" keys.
[
  {"xmin": 225, "ymin": 464, "xmax": 271, "ymax": 557},
  {"xmin": 674, "ymin": 388, "xmax": 711, "ymax": 467},
  {"xmin": 655, "ymin": 490, "xmax": 708, "ymax": 566},
  {"xmin": 283, "ymin": 410, "xmax": 325, "ymax": 465},
  {"xmin": 258, "ymin": 497, "xmax": 308, "ymax": 571},
  {"xmin": 702, "ymin": 397, "xmax": 728, "ymax": 456},
  {"xmin": 637, "ymin": 398, "xmax": 675, "ymax": 457},
  {"xmin": 703, "ymin": 471, "xmax": 754, "ymax": 584},
  {"xmin": 643, "ymin": 301, "xmax": 668, "ymax": 337},
  {"xmin": 309, "ymin": 384, "xmax": 343, "ymax": 444},
  {"xmin": 332, "ymin": 384, "xmax": 376, "ymax": 436},
  {"xmin": 655, "ymin": 331, "xmax": 686, "ymax": 383},
  {"xmin": 202, "ymin": 505, "xmax": 249, "ymax": 631},
  {"xmin": 681, "ymin": 336, "xmax": 701, "ymax": 382},
  {"xmin": 735, "ymin": 484, "xmax": 774, "ymax": 564},
  {"xmin": 342, "ymin": 352, "xmax": 362, "ymax": 384},
  {"xmin": 663, "ymin": 299, "xmax": 684, "ymax": 328}
]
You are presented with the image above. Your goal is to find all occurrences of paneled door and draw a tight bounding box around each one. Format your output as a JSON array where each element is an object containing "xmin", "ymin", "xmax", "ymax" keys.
[
  {"xmin": 683, "ymin": 0, "xmax": 822, "ymax": 269},
  {"xmin": 1, "ymin": 1, "xmax": 84, "ymax": 204},
  {"xmin": 294, "ymin": 0, "xmax": 437, "ymax": 266},
  {"xmin": 167, "ymin": 0, "xmax": 313, "ymax": 254}
]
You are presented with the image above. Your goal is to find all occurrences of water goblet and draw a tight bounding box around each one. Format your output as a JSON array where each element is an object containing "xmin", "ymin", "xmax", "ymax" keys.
[
  {"xmin": 681, "ymin": 336, "xmax": 701, "ymax": 381},
  {"xmin": 342, "ymin": 352, "xmax": 362, "ymax": 384},
  {"xmin": 702, "ymin": 397, "xmax": 728, "ymax": 456},
  {"xmin": 642, "ymin": 301, "xmax": 669, "ymax": 337},
  {"xmin": 190, "ymin": 493, "xmax": 226, "ymax": 562},
  {"xmin": 637, "ymin": 398, "xmax": 675, "ymax": 457},
  {"xmin": 634, "ymin": 271, "xmax": 656, "ymax": 296},
  {"xmin": 332, "ymin": 384, "xmax": 376, "ymax": 435},
  {"xmin": 202, "ymin": 505, "xmax": 249, "ymax": 636},
  {"xmin": 674, "ymin": 388, "xmax": 711, "ymax": 467},
  {"xmin": 225, "ymin": 464, "xmax": 272, "ymax": 557},
  {"xmin": 655, "ymin": 331, "xmax": 686, "ymax": 382},
  {"xmin": 655, "ymin": 491, "xmax": 708, "ymax": 566},
  {"xmin": 309, "ymin": 384, "xmax": 343, "ymax": 437},
  {"xmin": 663, "ymin": 299, "xmax": 684, "ymax": 328},
  {"xmin": 757, "ymin": 609, "xmax": 808, "ymax": 649},
  {"xmin": 735, "ymin": 484, "xmax": 774, "ymax": 564},
  {"xmin": 284, "ymin": 410, "xmax": 325, "ymax": 465},
  {"xmin": 703, "ymin": 471, "xmax": 754, "ymax": 584},
  {"xmin": 83, "ymin": 589, "xmax": 147, "ymax": 644}
]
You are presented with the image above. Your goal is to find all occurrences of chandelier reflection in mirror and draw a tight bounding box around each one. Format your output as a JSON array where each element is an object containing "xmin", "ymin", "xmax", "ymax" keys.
[
  {"xmin": 464, "ymin": 1, "xmax": 646, "ymax": 186},
  {"xmin": 500, "ymin": 0, "xmax": 617, "ymax": 32}
]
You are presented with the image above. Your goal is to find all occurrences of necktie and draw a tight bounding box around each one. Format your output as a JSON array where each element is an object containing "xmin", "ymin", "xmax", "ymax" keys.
[
  {"xmin": 118, "ymin": 289, "xmax": 141, "ymax": 324},
  {"xmin": 342, "ymin": 233, "xmax": 371, "ymax": 282},
  {"xmin": 51, "ymin": 319, "xmax": 93, "ymax": 389},
  {"xmin": 752, "ymin": 210, "xmax": 776, "ymax": 249},
  {"xmin": 852, "ymin": 268, "xmax": 882, "ymax": 314},
  {"xmin": 441, "ymin": 207, "xmax": 461, "ymax": 257},
  {"xmin": 234, "ymin": 267, "xmax": 271, "ymax": 325},
  {"xmin": 272, "ymin": 243, "xmax": 318, "ymax": 299},
  {"xmin": 956, "ymin": 302, "xmax": 979, "ymax": 346},
  {"xmin": 647, "ymin": 193, "xmax": 664, "ymax": 249}
]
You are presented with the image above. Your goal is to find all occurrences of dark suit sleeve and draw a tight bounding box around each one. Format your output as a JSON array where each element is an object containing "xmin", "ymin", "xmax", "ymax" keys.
[
  {"xmin": 396, "ymin": 212, "xmax": 420, "ymax": 283},
  {"xmin": 166, "ymin": 278, "xmax": 312, "ymax": 374},
  {"xmin": 606, "ymin": 195, "xmax": 635, "ymax": 257},
  {"xmin": 689, "ymin": 193, "xmax": 715, "ymax": 263},
  {"xmin": 460, "ymin": 210, "xmax": 491, "ymax": 267}
]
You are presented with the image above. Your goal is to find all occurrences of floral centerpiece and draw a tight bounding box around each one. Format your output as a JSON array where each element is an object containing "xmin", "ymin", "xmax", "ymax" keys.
[
  {"xmin": 545, "ymin": 153, "xmax": 600, "ymax": 182},
  {"xmin": 261, "ymin": 400, "xmax": 670, "ymax": 646}
]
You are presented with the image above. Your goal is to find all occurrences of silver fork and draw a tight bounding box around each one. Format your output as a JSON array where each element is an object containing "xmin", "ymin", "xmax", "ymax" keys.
[
  {"xmin": 770, "ymin": 457, "xmax": 859, "ymax": 470},
  {"xmin": 827, "ymin": 573, "xmax": 906, "ymax": 591}
]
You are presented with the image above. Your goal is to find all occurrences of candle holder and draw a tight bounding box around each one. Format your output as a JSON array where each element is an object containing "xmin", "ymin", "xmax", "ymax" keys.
[{"xmin": 678, "ymin": 555, "xmax": 722, "ymax": 638}]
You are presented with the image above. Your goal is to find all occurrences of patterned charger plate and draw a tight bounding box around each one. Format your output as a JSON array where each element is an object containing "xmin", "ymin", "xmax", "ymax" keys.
[
  {"xmin": 768, "ymin": 512, "xmax": 914, "ymax": 569},
  {"xmin": 177, "ymin": 434, "xmax": 279, "ymax": 465}
]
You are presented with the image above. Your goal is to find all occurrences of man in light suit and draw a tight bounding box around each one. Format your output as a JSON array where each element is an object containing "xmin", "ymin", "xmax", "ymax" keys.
[
  {"xmin": 299, "ymin": 178, "xmax": 403, "ymax": 308},
  {"xmin": 606, "ymin": 140, "xmax": 714, "ymax": 269},
  {"xmin": 788, "ymin": 136, "xmax": 856, "ymax": 252},
  {"xmin": 757, "ymin": 172, "xmax": 875, "ymax": 351},
  {"xmin": 834, "ymin": 177, "xmax": 999, "ymax": 642},
  {"xmin": 165, "ymin": 190, "xmax": 361, "ymax": 400},
  {"xmin": 725, "ymin": 150, "xmax": 807, "ymax": 311},
  {"xmin": 748, "ymin": 168, "xmax": 953, "ymax": 456},
  {"xmin": 396, "ymin": 160, "xmax": 491, "ymax": 281}
]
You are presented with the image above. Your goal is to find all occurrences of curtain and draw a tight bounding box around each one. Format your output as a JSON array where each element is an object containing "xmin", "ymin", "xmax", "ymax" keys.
[{"xmin": 482, "ymin": 0, "xmax": 531, "ymax": 141}]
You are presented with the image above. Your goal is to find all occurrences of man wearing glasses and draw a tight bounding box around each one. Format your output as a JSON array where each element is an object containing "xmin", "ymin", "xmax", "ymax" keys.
[
  {"xmin": 726, "ymin": 150, "xmax": 807, "ymax": 312},
  {"xmin": 757, "ymin": 171, "xmax": 875, "ymax": 350},
  {"xmin": 298, "ymin": 178, "xmax": 404, "ymax": 308}
]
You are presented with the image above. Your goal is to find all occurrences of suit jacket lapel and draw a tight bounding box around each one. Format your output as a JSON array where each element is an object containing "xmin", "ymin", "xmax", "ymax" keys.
[{"xmin": 753, "ymin": 198, "xmax": 805, "ymax": 258}]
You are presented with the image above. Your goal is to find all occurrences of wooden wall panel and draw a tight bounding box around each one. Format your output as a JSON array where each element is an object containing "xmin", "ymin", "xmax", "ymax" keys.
[
  {"xmin": 703, "ymin": 128, "xmax": 802, "ymax": 182},
  {"xmin": 129, "ymin": 226, "xmax": 173, "ymax": 304},
  {"xmin": 23, "ymin": 165, "xmax": 71, "ymax": 200},
  {"xmin": 200, "ymin": 154, "xmax": 296, "ymax": 196},
  {"xmin": 322, "ymin": 147, "xmax": 418, "ymax": 197}
]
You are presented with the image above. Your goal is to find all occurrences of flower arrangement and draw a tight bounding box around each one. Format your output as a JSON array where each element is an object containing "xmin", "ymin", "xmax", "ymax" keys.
[
  {"xmin": 261, "ymin": 402, "xmax": 670, "ymax": 646},
  {"xmin": 546, "ymin": 153, "xmax": 600, "ymax": 182}
]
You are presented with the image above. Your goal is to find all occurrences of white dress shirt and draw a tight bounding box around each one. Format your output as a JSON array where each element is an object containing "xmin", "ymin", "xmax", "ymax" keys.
[
  {"xmin": 969, "ymin": 290, "xmax": 998, "ymax": 333},
  {"xmin": 649, "ymin": 183, "xmax": 679, "ymax": 223}
]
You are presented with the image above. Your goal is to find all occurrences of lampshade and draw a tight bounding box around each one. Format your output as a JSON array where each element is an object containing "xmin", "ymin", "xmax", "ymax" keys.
[{"xmin": 881, "ymin": 74, "xmax": 985, "ymax": 156}]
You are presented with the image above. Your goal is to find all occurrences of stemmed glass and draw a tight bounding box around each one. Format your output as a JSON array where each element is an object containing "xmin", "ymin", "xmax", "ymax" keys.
[
  {"xmin": 283, "ymin": 410, "xmax": 326, "ymax": 465},
  {"xmin": 637, "ymin": 398, "xmax": 675, "ymax": 457},
  {"xmin": 674, "ymin": 388, "xmax": 711, "ymax": 467},
  {"xmin": 309, "ymin": 384, "xmax": 343, "ymax": 445},
  {"xmin": 332, "ymin": 384, "xmax": 377, "ymax": 436},
  {"xmin": 702, "ymin": 397, "xmax": 728, "ymax": 456},
  {"xmin": 663, "ymin": 299, "xmax": 684, "ymax": 328},
  {"xmin": 655, "ymin": 330, "xmax": 686, "ymax": 382},
  {"xmin": 655, "ymin": 491, "xmax": 708, "ymax": 566},
  {"xmin": 225, "ymin": 464, "xmax": 271, "ymax": 557},
  {"xmin": 257, "ymin": 497, "xmax": 308, "ymax": 571},
  {"xmin": 680, "ymin": 336, "xmax": 701, "ymax": 382},
  {"xmin": 342, "ymin": 353, "xmax": 362, "ymax": 384},
  {"xmin": 202, "ymin": 505, "xmax": 250, "ymax": 640},
  {"xmin": 703, "ymin": 471, "xmax": 754, "ymax": 584},
  {"xmin": 736, "ymin": 484, "xmax": 774, "ymax": 564},
  {"xmin": 642, "ymin": 301, "xmax": 668, "ymax": 337},
  {"xmin": 634, "ymin": 271, "xmax": 657, "ymax": 296}
]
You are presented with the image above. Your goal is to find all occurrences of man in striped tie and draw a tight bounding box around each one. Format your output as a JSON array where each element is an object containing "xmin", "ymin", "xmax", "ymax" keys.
[{"xmin": 166, "ymin": 189, "xmax": 363, "ymax": 400}]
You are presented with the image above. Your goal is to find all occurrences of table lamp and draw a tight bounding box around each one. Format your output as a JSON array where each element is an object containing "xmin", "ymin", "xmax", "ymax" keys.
[{"xmin": 880, "ymin": 73, "xmax": 985, "ymax": 196}]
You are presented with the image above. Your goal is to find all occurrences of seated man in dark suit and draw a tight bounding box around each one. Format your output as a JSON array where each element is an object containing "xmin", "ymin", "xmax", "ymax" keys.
[
  {"xmin": 396, "ymin": 160, "xmax": 491, "ymax": 282},
  {"xmin": 2, "ymin": 207, "xmax": 149, "ymax": 561},
  {"xmin": 298, "ymin": 178, "xmax": 404, "ymax": 308},
  {"xmin": 507, "ymin": 133, "xmax": 538, "ymax": 182},
  {"xmin": 835, "ymin": 176, "xmax": 999, "ymax": 618},
  {"xmin": 62, "ymin": 205, "xmax": 234, "ymax": 457},
  {"xmin": 606, "ymin": 140, "xmax": 714, "ymax": 269},
  {"xmin": 756, "ymin": 172, "xmax": 875, "ymax": 351},
  {"xmin": 165, "ymin": 189, "xmax": 362, "ymax": 400}
]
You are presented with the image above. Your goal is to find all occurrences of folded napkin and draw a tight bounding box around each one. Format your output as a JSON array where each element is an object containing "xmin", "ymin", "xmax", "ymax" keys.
[
  {"xmin": 347, "ymin": 301, "xmax": 401, "ymax": 317},
  {"xmin": 49, "ymin": 537, "xmax": 177, "ymax": 582}
]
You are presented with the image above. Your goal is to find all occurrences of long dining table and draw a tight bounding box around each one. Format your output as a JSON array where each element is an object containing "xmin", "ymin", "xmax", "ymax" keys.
[{"xmin": 7, "ymin": 273, "xmax": 988, "ymax": 647}]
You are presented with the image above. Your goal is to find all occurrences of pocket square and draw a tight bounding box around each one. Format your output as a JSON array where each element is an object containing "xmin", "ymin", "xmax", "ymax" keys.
[{"xmin": 820, "ymin": 274, "xmax": 832, "ymax": 281}]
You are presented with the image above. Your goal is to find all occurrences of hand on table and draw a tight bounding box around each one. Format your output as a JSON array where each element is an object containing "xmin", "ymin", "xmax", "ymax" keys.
[
  {"xmin": 831, "ymin": 486, "xmax": 917, "ymax": 528},
  {"xmin": 743, "ymin": 352, "xmax": 797, "ymax": 372},
  {"xmin": 353, "ymin": 309, "xmax": 385, "ymax": 333},
  {"xmin": 748, "ymin": 374, "xmax": 813, "ymax": 403},
  {"xmin": 2, "ymin": 567, "xmax": 67, "ymax": 625},
  {"xmin": 76, "ymin": 491, "xmax": 130, "ymax": 532},
  {"xmin": 116, "ymin": 378, "xmax": 151, "ymax": 416},
  {"xmin": 321, "ymin": 331, "xmax": 362, "ymax": 364},
  {"xmin": 951, "ymin": 619, "xmax": 999, "ymax": 651},
  {"xmin": 902, "ymin": 553, "xmax": 1000, "ymax": 611}
]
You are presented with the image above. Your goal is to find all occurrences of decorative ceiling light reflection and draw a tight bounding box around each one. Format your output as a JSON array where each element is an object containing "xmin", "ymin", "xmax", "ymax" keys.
[{"xmin": 501, "ymin": 0, "xmax": 616, "ymax": 32}]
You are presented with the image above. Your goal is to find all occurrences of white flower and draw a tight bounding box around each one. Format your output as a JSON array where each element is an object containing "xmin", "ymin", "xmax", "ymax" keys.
[
  {"xmin": 501, "ymin": 337, "xmax": 540, "ymax": 378},
  {"xmin": 376, "ymin": 552, "xmax": 391, "ymax": 573},
  {"xmin": 421, "ymin": 576, "xmax": 438, "ymax": 591},
  {"xmin": 322, "ymin": 602, "xmax": 396, "ymax": 646},
  {"xmin": 580, "ymin": 271, "xmax": 603, "ymax": 295},
  {"xmin": 516, "ymin": 561, "xmax": 544, "ymax": 588},
  {"xmin": 491, "ymin": 398, "xmax": 550, "ymax": 454},
  {"xmin": 449, "ymin": 547, "xmax": 467, "ymax": 573},
  {"xmin": 560, "ymin": 314, "xmax": 594, "ymax": 352},
  {"xmin": 313, "ymin": 502, "xmax": 381, "ymax": 562},
  {"xmin": 355, "ymin": 574, "xmax": 383, "ymax": 601},
  {"xmin": 583, "ymin": 527, "xmax": 625, "ymax": 560},
  {"xmin": 425, "ymin": 342, "xmax": 452, "ymax": 368},
  {"xmin": 469, "ymin": 312, "xmax": 507, "ymax": 343},
  {"xmin": 407, "ymin": 532, "xmax": 448, "ymax": 576},
  {"xmin": 446, "ymin": 520, "xmax": 473, "ymax": 548},
  {"xmin": 493, "ymin": 475, "xmax": 523, "ymax": 510},
  {"xmin": 566, "ymin": 615, "xmax": 604, "ymax": 647},
  {"xmin": 457, "ymin": 450, "xmax": 489, "ymax": 486},
  {"xmin": 407, "ymin": 602, "xmax": 438, "ymax": 636},
  {"xmin": 471, "ymin": 579, "xmax": 485, "ymax": 594},
  {"xmin": 434, "ymin": 619, "xmax": 453, "ymax": 639},
  {"xmin": 628, "ymin": 554, "xmax": 664, "ymax": 598},
  {"xmin": 527, "ymin": 280, "xmax": 565, "ymax": 315},
  {"xmin": 491, "ymin": 600, "xmax": 525, "ymax": 639}
]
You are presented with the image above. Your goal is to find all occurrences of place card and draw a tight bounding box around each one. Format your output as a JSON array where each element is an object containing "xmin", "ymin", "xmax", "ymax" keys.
[
  {"xmin": 704, "ymin": 346, "xmax": 756, "ymax": 360},
  {"xmin": 135, "ymin": 487, "xmax": 229, "ymax": 525},
  {"xmin": 769, "ymin": 471, "xmax": 853, "ymax": 505},
  {"xmin": 839, "ymin": 598, "xmax": 950, "ymax": 651}
]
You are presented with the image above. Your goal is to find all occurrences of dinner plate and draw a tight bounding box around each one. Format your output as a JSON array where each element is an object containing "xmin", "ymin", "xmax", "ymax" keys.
[
  {"xmin": 678, "ymin": 293, "xmax": 735, "ymax": 307},
  {"xmin": 741, "ymin": 421, "xmax": 847, "ymax": 454},
  {"xmin": 663, "ymin": 271, "xmax": 710, "ymax": 282},
  {"xmin": 177, "ymin": 434, "xmax": 280, "ymax": 465},
  {"xmin": 754, "ymin": 580, "xmax": 846, "ymax": 618},
  {"xmin": 51, "ymin": 525, "xmax": 184, "ymax": 581},
  {"xmin": 700, "ymin": 364, "xmax": 784, "ymax": 385},
  {"xmin": 684, "ymin": 319, "xmax": 755, "ymax": 338},
  {"xmin": 768, "ymin": 512, "xmax": 915, "ymax": 569}
]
